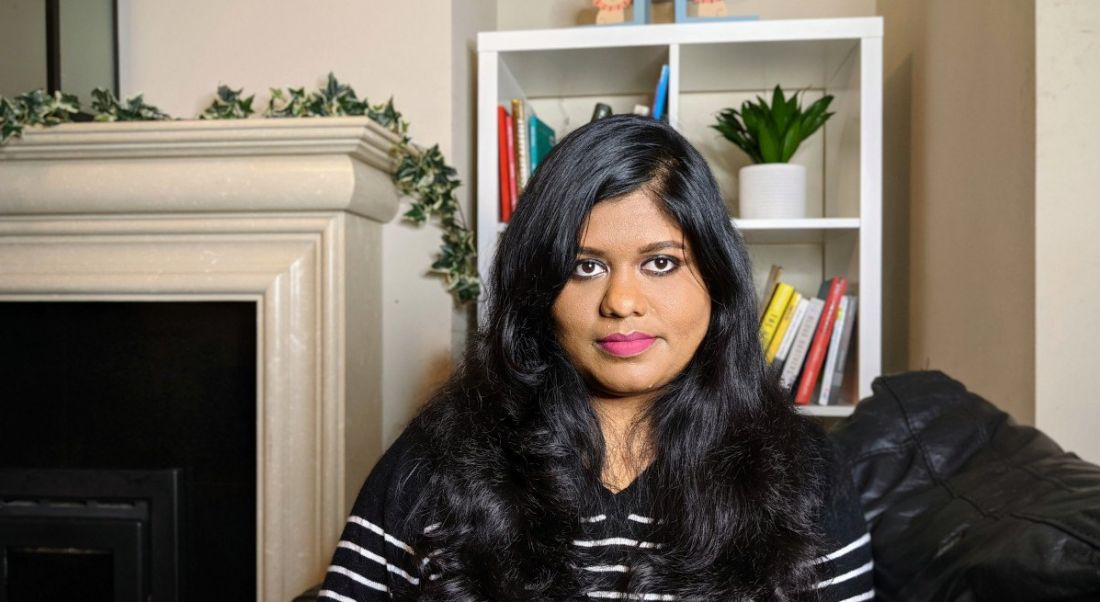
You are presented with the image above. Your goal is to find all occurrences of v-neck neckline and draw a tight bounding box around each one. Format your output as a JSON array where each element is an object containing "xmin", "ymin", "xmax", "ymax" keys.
[{"xmin": 598, "ymin": 463, "xmax": 652, "ymax": 498}]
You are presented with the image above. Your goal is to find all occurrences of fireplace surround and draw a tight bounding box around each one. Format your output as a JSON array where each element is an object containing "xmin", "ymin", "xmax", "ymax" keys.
[{"xmin": 0, "ymin": 118, "xmax": 404, "ymax": 601}]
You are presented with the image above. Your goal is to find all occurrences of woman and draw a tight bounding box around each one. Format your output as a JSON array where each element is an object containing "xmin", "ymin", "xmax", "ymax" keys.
[{"xmin": 320, "ymin": 114, "xmax": 872, "ymax": 601}]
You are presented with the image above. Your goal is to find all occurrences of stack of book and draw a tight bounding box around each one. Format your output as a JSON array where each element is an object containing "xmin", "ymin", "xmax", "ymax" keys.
[
  {"xmin": 757, "ymin": 265, "xmax": 859, "ymax": 406},
  {"xmin": 497, "ymin": 100, "xmax": 557, "ymax": 223}
]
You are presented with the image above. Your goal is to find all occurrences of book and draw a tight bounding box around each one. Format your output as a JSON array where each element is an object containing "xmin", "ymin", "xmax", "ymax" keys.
[
  {"xmin": 774, "ymin": 297, "xmax": 809, "ymax": 367},
  {"xmin": 765, "ymin": 291, "xmax": 802, "ymax": 364},
  {"xmin": 652, "ymin": 64, "xmax": 670, "ymax": 121},
  {"xmin": 758, "ymin": 264, "xmax": 783, "ymax": 321},
  {"xmin": 503, "ymin": 107, "xmax": 518, "ymax": 213},
  {"xmin": 511, "ymin": 98, "xmax": 531, "ymax": 192},
  {"xmin": 827, "ymin": 295, "xmax": 859, "ymax": 405},
  {"xmin": 528, "ymin": 114, "xmax": 556, "ymax": 176},
  {"xmin": 497, "ymin": 106, "xmax": 514, "ymax": 223},
  {"xmin": 793, "ymin": 277, "xmax": 848, "ymax": 405},
  {"xmin": 759, "ymin": 282, "xmax": 794, "ymax": 350},
  {"xmin": 817, "ymin": 295, "xmax": 850, "ymax": 405},
  {"xmin": 779, "ymin": 298, "xmax": 824, "ymax": 391}
]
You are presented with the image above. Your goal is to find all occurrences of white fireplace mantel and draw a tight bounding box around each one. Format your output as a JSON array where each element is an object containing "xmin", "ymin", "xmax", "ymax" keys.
[{"xmin": 0, "ymin": 118, "xmax": 404, "ymax": 600}]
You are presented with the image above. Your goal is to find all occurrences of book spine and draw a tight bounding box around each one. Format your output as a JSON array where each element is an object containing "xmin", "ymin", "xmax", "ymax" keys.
[
  {"xmin": 794, "ymin": 277, "xmax": 848, "ymax": 405},
  {"xmin": 652, "ymin": 64, "xmax": 670, "ymax": 121},
  {"xmin": 497, "ymin": 106, "xmax": 513, "ymax": 223},
  {"xmin": 759, "ymin": 282, "xmax": 794, "ymax": 350},
  {"xmin": 817, "ymin": 295, "xmax": 850, "ymax": 405},
  {"xmin": 529, "ymin": 116, "xmax": 540, "ymax": 174},
  {"xmin": 779, "ymin": 298, "xmax": 824, "ymax": 391},
  {"xmin": 511, "ymin": 99, "xmax": 530, "ymax": 191},
  {"xmin": 504, "ymin": 108, "xmax": 517, "ymax": 212},
  {"xmin": 766, "ymin": 292, "xmax": 802, "ymax": 364},
  {"xmin": 758, "ymin": 264, "xmax": 782, "ymax": 321},
  {"xmin": 775, "ymin": 297, "xmax": 809, "ymax": 364},
  {"xmin": 828, "ymin": 295, "xmax": 859, "ymax": 404}
]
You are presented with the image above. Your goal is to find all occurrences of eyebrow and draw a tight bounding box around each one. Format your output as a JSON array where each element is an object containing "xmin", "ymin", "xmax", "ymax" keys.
[{"xmin": 577, "ymin": 240, "xmax": 685, "ymax": 257}]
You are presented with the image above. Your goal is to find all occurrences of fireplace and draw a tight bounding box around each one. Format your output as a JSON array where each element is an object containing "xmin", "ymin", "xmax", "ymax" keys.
[
  {"xmin": 0, "ymin": 301, "xmax": 254, "ymax": 599},
  {"xmin": 0, "ymin": 468, "xmax": 180, "ymax": 602},
  {"xmin": 0, "ymin": 118, "xmax": 401, "ymax": 601}
]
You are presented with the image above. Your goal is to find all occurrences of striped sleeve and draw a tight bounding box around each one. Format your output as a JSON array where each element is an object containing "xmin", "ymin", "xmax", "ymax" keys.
[
  {"xmin": 320, "ymin": 427, "xmax": 426, "ymax": 601},
  {"xmin": 812, "ymin": 438, "xmax": 875, "ymax": 602}
]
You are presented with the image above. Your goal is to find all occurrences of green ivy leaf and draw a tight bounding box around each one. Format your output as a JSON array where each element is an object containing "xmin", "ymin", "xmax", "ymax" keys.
[
  {"xmin": 90, "ymin": 88, "xmax": 170, "ymax": 122},
  {"xmin": 200, "ymin": 85, "xmax": 255, "ymax": 120}
]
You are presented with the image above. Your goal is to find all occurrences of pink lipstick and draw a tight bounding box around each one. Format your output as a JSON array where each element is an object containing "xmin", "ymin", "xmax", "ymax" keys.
[{"xmin": 597, "ymin": 331, "xmax": 657, "ymax": 357}]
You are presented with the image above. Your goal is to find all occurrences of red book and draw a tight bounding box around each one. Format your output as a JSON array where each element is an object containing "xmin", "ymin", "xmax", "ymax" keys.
[
  {"xmin": 497, "ymin": 106, "xmax": 514, "ymax": 222},
  {"xmin": 794, "ymin": 276, "xmax": 848, "ymax": 405},
  {"xmin": 503, "ymin": 109, "xmax": 518, "ymax": 217}
]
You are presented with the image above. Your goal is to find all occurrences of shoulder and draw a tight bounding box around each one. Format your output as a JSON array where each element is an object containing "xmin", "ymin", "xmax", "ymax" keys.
[
  {"xmin": 810, "ymin": 433, "xmax": 875, "ymax": 602},
  {"xmin": 320, "ymin": 423, "xmax": 435, "ymax": 600},
  {"xmin": 349, "ymin": 421, "xmax": 434, "ymax": 522}
]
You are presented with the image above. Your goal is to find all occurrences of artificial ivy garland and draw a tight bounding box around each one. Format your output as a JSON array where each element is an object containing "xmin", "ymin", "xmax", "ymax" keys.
[{"xmin": 0, "ymin": 74, "xmax": 479, "ymax": 303}]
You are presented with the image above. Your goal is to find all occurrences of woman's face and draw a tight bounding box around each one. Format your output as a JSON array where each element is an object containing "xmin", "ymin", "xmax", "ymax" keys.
[{"xmin": 551, "ymin": 190, "xmax": 711, "ymax": 403}]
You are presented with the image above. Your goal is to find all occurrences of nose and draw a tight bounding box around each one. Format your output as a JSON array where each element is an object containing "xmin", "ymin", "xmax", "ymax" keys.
[{"xmin": 599, "ymin": 269, "xmax": 648, "ymax": 318}]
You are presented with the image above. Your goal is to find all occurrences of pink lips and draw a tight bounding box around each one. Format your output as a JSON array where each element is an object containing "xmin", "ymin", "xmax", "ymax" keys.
[{"xmin": 597, "ymin": 331, "xmax": 657, "ymax": 357}]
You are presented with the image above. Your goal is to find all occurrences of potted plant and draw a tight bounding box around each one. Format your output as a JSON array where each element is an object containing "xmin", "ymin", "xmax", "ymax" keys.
[{"xmin": 712, "ymin": 85, "xmax": 834, "ymax": 219}]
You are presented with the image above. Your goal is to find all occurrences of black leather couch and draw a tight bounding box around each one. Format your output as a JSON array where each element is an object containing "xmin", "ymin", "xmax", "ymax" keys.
[
  {"xmin": 298, "ymin": 370, "xmax": 1100, "ymax": 601},
  {"xmin": 831, "ymin": 370, "xmax": 1100, "ymax": 601}
]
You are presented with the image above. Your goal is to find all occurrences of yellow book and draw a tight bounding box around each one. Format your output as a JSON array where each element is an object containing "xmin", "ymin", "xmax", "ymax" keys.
[
  {"xmin": 759, "ymin": 282, "xmax": 794, "ymax": 350},
  {"xmin": 766, "ymin": 291, "xmax": 802, "ymax": 364}
]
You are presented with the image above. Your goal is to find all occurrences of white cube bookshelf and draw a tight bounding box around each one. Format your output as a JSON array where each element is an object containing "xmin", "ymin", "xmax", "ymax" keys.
[{"xmin": 477, "ymin": 18, "xmax": 882, "ymax": 417}]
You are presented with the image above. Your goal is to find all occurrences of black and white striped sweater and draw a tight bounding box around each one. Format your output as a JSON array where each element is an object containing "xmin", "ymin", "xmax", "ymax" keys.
[{"xmin": 320, "ymin": 426, "xmax": 874, "ymax": 601}]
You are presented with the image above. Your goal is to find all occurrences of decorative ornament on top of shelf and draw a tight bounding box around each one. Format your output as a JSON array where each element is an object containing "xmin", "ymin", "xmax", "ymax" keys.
[
  {"xmin": 589, "ymin": 0, "xmax": 757, "ymax": 25},
  {"xmin": 592, "ymin": 0, "xmax": 647, "ymax": 26},
  {"xmin": 675, "ymin": 0, "xmax": 757, "ymax": 22},
  {"xmin": 0, "ymin": 74, "xmax": 479, "ymax": 304},
  {"xmin": 712, "ymin": 84, "xmax": 835, "ymax": 219}
]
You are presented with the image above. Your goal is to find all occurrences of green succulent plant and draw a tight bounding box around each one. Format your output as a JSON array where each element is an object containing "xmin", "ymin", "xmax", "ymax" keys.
[{"xmin": 712, "ymin": 85, "xmax": 834, "ymax": 164}]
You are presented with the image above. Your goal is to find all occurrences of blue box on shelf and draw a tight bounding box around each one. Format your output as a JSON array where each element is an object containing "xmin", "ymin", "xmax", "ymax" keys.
[{"xmin": 673, "ymin": 0, "xmax": 758, "ymax": 23}]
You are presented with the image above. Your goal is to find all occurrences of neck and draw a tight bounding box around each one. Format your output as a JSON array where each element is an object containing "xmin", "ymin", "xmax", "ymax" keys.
[{"xmin": 591, "ymin": 393, "xmax": 654, "ymax": 491}]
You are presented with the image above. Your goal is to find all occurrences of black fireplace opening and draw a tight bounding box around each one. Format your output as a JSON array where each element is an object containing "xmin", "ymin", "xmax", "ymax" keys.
[{"xmin": 0, "ymin": 302, "xmax": 257, "ymax": 601}]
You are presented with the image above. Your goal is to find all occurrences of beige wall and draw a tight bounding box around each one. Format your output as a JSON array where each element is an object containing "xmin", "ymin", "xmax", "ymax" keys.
[
  {"xmin": 878, "ymin": 0, "xmax": 1036, "ymax": 426},
  {"xmin": 1036, "ymin": 0, "xmax": 1100, "ymax": 464},
  {"xmin": 451, "ymin": 0, "xmax": 496, "ymax": 362},
  {"xmin": 119, "ymin": 0, "xmax": 494, "ymax": 448},
  {"xmin": 877, "ymin": 0, "xmax": 920, "ymax": 377}
]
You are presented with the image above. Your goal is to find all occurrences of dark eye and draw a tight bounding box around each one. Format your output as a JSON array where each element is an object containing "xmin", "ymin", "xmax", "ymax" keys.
[
  {"xmin": 643, "ymin": 256, "xmax": 679, "ymax": 275},
  {"xmin": 573, "ymin": 259, "xmax": 607, "ymax": 278}
]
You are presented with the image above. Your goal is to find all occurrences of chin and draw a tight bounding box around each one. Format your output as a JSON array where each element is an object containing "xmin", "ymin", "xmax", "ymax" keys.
[{"xmin": 594, "ymin": 375, "xmax": 664, "ymax": 397}]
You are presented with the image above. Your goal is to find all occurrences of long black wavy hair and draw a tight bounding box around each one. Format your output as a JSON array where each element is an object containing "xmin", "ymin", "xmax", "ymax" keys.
[{"xmin": 403, "ymin": 114, "xmax": 828, "ymax": 601}]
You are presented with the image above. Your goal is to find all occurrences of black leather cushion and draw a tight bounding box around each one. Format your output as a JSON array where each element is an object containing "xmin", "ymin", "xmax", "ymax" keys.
[{"xmin": 829, "ymin": 370, "xmax": 1100, "ymax": 601}]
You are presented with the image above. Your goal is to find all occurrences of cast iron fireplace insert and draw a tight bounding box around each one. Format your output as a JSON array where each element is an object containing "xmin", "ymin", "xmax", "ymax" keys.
[{"xmin": 0, "ymin": 468, "xmax": 179, "ymax": 602}]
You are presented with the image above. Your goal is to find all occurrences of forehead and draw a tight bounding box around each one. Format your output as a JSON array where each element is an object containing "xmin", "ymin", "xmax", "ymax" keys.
[{"xmin": 578, "ymin": 190, "xmax": 683, "ymax": 249}]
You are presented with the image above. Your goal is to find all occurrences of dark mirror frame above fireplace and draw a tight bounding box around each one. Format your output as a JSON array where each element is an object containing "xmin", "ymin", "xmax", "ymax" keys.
[{"xmin": 45, "ymin": 0, "xmax": 120, "ymax": 117}]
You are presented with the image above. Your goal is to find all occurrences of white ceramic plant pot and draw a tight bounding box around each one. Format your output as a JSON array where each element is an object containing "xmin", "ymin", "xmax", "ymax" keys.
[{"xmin": 738, "ymin": 163, "xmax": 807, "ymax": 219}]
